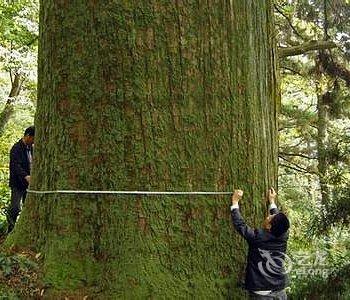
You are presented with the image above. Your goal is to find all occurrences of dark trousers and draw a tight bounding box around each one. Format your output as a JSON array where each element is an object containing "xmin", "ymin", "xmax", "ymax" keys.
[
  {"xmin": 249, "ymin": 290, "xmax": 287, "ymax": 300},
  {"xmin": 7, "ymin": 187, "xmax": 27, "ymax": 233}
]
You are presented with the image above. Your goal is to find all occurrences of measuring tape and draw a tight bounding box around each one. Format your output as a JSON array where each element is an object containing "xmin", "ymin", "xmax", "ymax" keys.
[{"xmin": 28, "ymin": 190, "xmax": 232, "ymax": 195}]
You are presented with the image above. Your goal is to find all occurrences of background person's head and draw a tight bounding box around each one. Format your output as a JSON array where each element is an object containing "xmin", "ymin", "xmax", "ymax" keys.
[
  {"xmin": 263, "ymin": 212, "xmax": 290, "ymax": 237},
  {"xmin": 23, "ymin": 126, "xmax": 35, "ymax": 145}
]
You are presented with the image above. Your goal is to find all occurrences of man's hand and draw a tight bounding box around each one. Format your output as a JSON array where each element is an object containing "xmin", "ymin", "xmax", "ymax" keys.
[
  {"xmin": 268, "ymin": 187, "xmax": 277, "ymax": 204},
  {"xmin": 232, "ymin": 189, "xmax": 243, "ymax": 205},
  {"xmin": 25, "ymin": 175, "xmax": 31, "ymax": 184}
]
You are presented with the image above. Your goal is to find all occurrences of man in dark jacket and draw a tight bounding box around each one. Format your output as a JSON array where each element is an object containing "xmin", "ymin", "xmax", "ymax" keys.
[
  {"xmin": 7, "ymin": 126, "xmax": 35, "ymax": 233},
  {"xmin": 231, "ymin": 188, "xmax": 290, "ymax": 300}
]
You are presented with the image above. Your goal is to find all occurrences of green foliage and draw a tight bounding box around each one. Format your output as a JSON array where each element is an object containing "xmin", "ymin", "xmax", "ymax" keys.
[
  {"xmin": 0, "ymin": 0, "xmax": 39, "ymax": 47},
  {"xmin": 276, "ymin": 2, "xmax": 350, "ymax": 298},
  {"xmin": 0, "ymin": 251, "xmax": 40, "ymax": 299},
  {"xmin": 0, "ymin": 253, "xmax": 36, "ymax": 277},
  {"xmin": 310, "ymin": 184, "xmax": 350, "ymax": 235},
  {"xmin": 0, "ymin": 0, "xmax": 38, "ymax": 128},
  {"xmin": 288, "ymin": 238, "xmax": 350, "ymax": 299},
  {"xmin": 279, "ymin": 181, "xmax": 350, "ymax": 298},
  {"xmin": 0, "ymin": 285, "xmax": 19, "ymax": 299}
]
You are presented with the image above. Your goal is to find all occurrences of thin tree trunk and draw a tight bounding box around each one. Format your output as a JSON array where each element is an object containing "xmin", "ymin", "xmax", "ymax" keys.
[
  {"xmin": 315, "ymin": 55, "xmax": 331, "ymax": 207},
  {"xmin": 0, "ymin": 73, "xmax": 23, "ymax": 136},
  {"xmin": 317, "ymin": 92, "xmax": 331, "ymax": 206},
  {"xmin": 8, "ymin": 1, "xmax": 278, "ymax": 298}
]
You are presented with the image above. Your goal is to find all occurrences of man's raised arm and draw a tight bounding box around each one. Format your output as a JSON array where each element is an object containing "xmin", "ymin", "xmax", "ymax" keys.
[{"xmin": 230, "ymin": 189, "xmax": 256, "ymax": 242}]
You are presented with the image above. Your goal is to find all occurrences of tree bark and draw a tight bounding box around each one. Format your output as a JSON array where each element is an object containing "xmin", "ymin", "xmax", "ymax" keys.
[
  {"xmin": 8, "ymin": 1, "xmax": 278, "ymax": 298},
  {"xmin": 0, "ymin": 73, "xmax": 23, "ymax": 136}
]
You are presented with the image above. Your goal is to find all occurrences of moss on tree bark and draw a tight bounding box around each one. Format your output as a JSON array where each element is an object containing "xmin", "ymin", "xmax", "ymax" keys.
[{"xmin": 7, "ymin": 1, "xmax": 278, "ymax": 298}]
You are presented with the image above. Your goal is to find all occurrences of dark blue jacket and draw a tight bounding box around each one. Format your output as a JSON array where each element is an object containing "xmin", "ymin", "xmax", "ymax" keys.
[
  {"xmin": 9, "ymin": 139, "xmax": 32, "ymax": 190},
  {"xmin": 231, "ymin": 206, "xmax": 289, "ymax": 291}
]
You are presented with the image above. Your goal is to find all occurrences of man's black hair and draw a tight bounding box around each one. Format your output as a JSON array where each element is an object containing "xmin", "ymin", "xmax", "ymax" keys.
[
  {"xmin": 270, "ymin": 213, "xmax": 290, "ymax": 237},
  {"xmin": 24, "ymin": 126, "xmax": 35, "ymax": 137}
]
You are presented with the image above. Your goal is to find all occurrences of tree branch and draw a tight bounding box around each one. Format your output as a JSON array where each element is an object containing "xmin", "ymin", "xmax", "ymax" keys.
[
  {"xmin": 279, "ymin": 40, "xmax": 337, "ymax": 58},
  {"xmin": 279, "ymin": 152, "xmax": 317, "ymax": 160},
  {"xmin": 318, "ymin": 51, "xmax": 350, "ymax": 86},
  {"xmin": 279, "ymin": 163, "xmax": 314, "ymax": 174},
  {"xmin": 280, "ymin": 66, "xmax": 304, "ymax": 77},
  {"xmin": 274, "ymin": 4, "xmax": 306, "ymax": 41},
  {"xmin": 279, "ymin": 156, "xmax": 317, "ymax": 174}
]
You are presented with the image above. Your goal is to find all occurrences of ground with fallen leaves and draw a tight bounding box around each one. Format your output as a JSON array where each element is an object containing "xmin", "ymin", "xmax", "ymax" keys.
[{"xmin": 0, "ymin": 235, "xmax": 43, "ymax": 299}]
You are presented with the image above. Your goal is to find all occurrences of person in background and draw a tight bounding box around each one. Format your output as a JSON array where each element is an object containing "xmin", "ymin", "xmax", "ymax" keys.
[
  {"xmin": 7, "ymin": 126, "xmax": 35, "ymax": 233},
  {"xmin": 230, "ymin": 188, "xmax": 290, "ymax": 300}
]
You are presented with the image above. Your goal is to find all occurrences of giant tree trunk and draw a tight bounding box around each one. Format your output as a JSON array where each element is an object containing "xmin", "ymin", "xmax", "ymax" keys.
[{"xmin": 8, "ymin": 1, "xmax": 278, "ymax": 298}]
